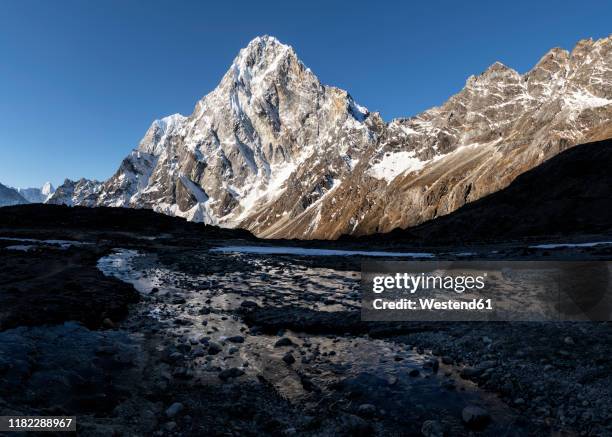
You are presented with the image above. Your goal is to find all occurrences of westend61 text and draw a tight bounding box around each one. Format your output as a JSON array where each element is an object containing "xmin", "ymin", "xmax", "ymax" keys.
[{"xmin": 372, "ymin": 298, "xmax": 493, "ymax": 311}]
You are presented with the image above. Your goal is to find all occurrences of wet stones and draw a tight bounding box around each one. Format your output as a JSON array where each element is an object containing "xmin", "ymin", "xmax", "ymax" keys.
[
  {"xmin": 460, "ymin": 367, "xmax": 482, "ymax": 379},
  {"xmin": 161, "ymin": 346, "xmax": 183, "ymax": 364},
  {"xmin": 191, "ymin": 346, "xmax": 206, "ymax": 357},
  {"xmin": 338, "ymin": 414, "xmax": 373, "ymax": 436},
  {"xmin": 423, "ymin": 359, "xmax": 439, "ymax": 373},
  {"xmin": 173, "ymin": 318, "xmax": 193, "ymax": 326},
  {"xmin": 282, "ymin": 353, "xmax": 296, "ymax": 365},
  {"xmin": 102, "ymin": 318, "xmax": 117, "ymax": 329},
  {"xmin": 218, "ymin": 367, "xmax": 245, "ymax": 381},
  {"xmin": 227, "ymin": 335, "xmax": 245, "ymax": 343},
  {"xmin": 240, "ymin": 300, "xmax": 259, "ymax": 309},
  {"xmin": 207, "ymin": 342, "xmax": 222, "ymax": 355},
  {"xmin": 165, "ymin": 402, "xmax": 184, "ymax": 418},
  {"xmin": 421, "ymin": 419, "xmax": 444, "ymax": 437},
  {"xmin": 274, "ymin": 337, "xmax": 294, "ymax": 347},
  {"xmin": 356, "ymin": 403, "xmax": 377, "ymax": 418},
  {"xmin": 460, "ymin": 360, "xmax": 496, "ymax": 379}
]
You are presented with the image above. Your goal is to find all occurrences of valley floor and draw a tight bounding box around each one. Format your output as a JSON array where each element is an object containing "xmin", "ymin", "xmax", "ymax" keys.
[{"xmin": 0, "ymin": 225, "xmax": 611, "ymax": 436}]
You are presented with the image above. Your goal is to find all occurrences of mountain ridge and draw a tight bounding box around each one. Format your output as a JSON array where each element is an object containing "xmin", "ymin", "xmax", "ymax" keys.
[
  {"xmin": 0, "ymin": 183, "xmax": 28, "ymax": 207},
  {"xmin": 47, "ymin": 34, "xmax": 612, "ymax": 239},
  {"xmin": 15, "ymin": 182, "xmax": 55, "ymax": 203}
]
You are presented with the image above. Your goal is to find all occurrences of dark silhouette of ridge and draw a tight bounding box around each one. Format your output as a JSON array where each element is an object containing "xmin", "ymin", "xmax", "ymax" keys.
[{"xmin": 0, "ymin": 203, "xmax": 254, "ymax": 239}]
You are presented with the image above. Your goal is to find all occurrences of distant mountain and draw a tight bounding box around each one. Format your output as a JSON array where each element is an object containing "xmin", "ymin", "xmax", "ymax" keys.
[
  {"xmin": 355, "ymin": 139, "xmax": 612, "ymax": 244},
  {"xmin": 47, "ymin": 179, "xmax": 101, "ymax": 207},
  {"xmin": 16, "ymin": 182, "xmax": 55, "ymax": 203},
  {"xmin": 0, "ymin": 183, "xmax": 28, "ymax": 207},
  {"xmin": 48, "ymin": 35, "xmax": 612, "ymax": 239}
]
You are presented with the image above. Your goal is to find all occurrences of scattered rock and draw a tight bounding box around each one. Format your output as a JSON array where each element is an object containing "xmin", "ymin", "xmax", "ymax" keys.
[
  {"xmin": 218, "ymin": 367, "xmax": 245, "ymax": 381},
  {"xmin": 240, "ymin": 300, "xmax": 259, "ymax": 309},
  {"xmin": 357, "ymin": 403, "xmax": 377, "ymax": 418},
  {"xmin": 424, "ymin": 359, "xmax": 439, "ymax": 372},
  {"xmin": 282, "ymin": 353, "xmax": 296, "ymax": 365},
  {"xmin": 477, "ymin": 360, "xmax": 497, "ymax": 370},
  {"xmin": 102, "ymin": 318, "xmax": 116, "ymax": 329},
  {"xmin": 339, "ymin": 413, "xmax": 373, "ymax": 436},
  {"xmin": 421, "ymin": 419, "xmax": 444, "ymax": 437},
  {"xmin": 165, "ymin": 402, "xmax": 184, "ymax": 418},
  {"xmin": 191, "ymin": 346, "xmax": 205, "ymax": 357},
  {"xmin": 207, "ymin": 342, "xmax": 222, "ymax": 355},
  {"xmin": 460, "ymin": 367, "xmax": 483, "ymax": 379},
  {"xmin": 274, "ymin": 337, "xmax": 294, "ymax": 347}
]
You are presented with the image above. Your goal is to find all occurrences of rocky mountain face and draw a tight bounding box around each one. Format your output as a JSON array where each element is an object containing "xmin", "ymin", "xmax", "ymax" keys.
[
  {"xmin": 47, "ymin": 178, "xmax": 102, "ymax": 207},
  {"xmin": 352, "ymin": 138, "xmax": 612, "ymax": 244},
  {"xmin": 48, "ymin": 35, "xmax": 612, "ymax": 239},
  {"xmin": 0, "ymin": 183, "xmax": 28, "ymax": 207},
  {"xmin": 16, "ymin": 182, "xmax": 55, "ymax": 203}
]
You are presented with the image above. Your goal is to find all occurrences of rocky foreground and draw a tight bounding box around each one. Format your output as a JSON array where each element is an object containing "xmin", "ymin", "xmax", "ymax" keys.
[{"xmin": 0, "ymin": 206, "xmax": 611, "ymax": 436}]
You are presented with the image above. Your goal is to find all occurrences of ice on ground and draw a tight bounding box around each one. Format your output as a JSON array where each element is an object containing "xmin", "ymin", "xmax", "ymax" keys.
[
  {"xmin": 5, "ymin": 245, "xmax": 36, "ymax": 251},
  {"xmin": 210, "ymin": 245, "xmax": 434, "ymax": 258},
  {"xmin": 0, "ymin": 237, "xmax": 92, "ymax": 249},
  {"xmin": 529, "ymin": 241, "xmax": 612, "ymax": 249}
]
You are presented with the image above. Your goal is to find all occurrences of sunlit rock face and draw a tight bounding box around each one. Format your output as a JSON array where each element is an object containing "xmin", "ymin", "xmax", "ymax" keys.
[{"xmin": 49, "ymin": 35, "xmax": 612, "ymax": 239}]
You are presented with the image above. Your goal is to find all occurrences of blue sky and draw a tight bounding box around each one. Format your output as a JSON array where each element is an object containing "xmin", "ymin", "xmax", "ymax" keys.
[{"xmin": 1, "ymin": 0, "xmax": 610, "ymax": 188}]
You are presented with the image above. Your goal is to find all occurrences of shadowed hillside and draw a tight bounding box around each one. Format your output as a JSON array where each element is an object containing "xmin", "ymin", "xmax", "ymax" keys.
[{"xmin": 0, "ymin": 203, "xmax": 254, "ymax": 240}]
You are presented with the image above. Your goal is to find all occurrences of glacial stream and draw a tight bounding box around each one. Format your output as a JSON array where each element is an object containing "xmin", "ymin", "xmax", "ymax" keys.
[{"xmin": 97, "ymin": 247, "xmax": 520, "ymax": 433}]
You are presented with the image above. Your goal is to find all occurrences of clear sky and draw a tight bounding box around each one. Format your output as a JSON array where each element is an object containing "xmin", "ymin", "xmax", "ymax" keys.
[{"xmin": 1, "ymin": 0, "xmax": 610, "ymax": 189}]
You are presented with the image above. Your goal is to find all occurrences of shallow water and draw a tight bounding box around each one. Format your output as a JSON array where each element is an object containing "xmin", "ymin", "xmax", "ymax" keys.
[
  {"xmin": 0, "ymin": 236, "xmax": 92, "ymax": 249},
  {"xmin": 529, "ymin": 241, "xmax": 612, "ymax": 249},
  {"xmin": 211, "ymin": 245, "xmax": 435, "ymax": 258},
  {"xmin": 97, "ymin": 248, "xmax": 520, "ymax": 432},
  {"xmin": 5, "ymin": 244, "xmax": 36, "ymax": 251}
]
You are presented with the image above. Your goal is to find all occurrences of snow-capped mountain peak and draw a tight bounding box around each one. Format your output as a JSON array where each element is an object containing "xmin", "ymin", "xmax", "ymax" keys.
[
  {"xmin": 41, "ymin": 182, "xmax": 55, "ymax": 198},
  {"xmin": 230, "ymin": 35, "xmax": 297, "ymax": 82},
  {"xmin": 47, "ymin": 34, "xmax": 612, "ymax": 239},
  {"xmin": 10, "ymin": 182, "xmax": 56, "ymax": 204}
]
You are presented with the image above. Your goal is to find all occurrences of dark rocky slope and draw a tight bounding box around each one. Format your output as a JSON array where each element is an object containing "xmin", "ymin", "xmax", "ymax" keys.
[{"xmin": 0, "ymin": 203, "xmax": 254, "ymax": 240}]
